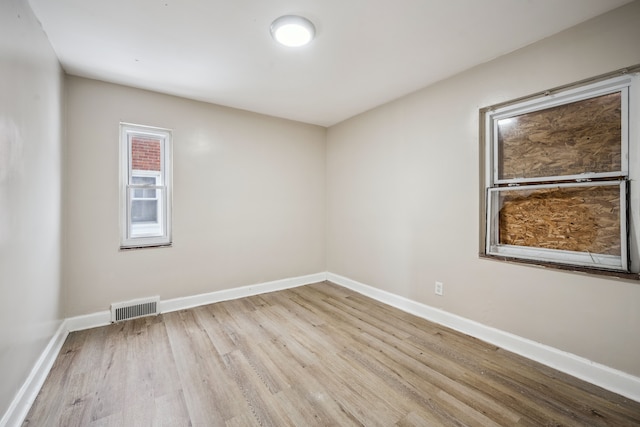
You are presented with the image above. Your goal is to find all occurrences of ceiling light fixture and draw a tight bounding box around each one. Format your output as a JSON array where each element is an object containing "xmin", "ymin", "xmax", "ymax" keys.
[{"xmin": 270, "ymin": 15, "xmax": 315, "ymax": 47}]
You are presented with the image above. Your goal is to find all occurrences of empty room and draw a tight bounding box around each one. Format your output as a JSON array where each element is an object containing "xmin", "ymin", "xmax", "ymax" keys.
[{"xmin": 2, "ymin": 0, "xmax": 640, "ymax": 425}]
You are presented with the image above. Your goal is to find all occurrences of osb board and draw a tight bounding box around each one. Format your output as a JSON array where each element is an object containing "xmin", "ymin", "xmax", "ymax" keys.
[
  {"xmin": 498, "ymin": 92, "xmax": 621, "ymax": 180},
  {"xmin": 498, "ymin": 185, "xmax": 621, "ymax": 255}
]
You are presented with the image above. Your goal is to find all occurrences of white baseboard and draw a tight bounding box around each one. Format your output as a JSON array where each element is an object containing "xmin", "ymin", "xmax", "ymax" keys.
[
  {"xmin": 159, "ymin": 272, "xmax": 327, "ymax": 314},
  {"xmin": 0, "ymin": 321, "xmax": 68, "ymax": 427},
  {"xmin": 65, "ymin": 310, "xmax": 111, "ymax": 332},
  {"xmin": 327, "ymin": 272, "xmax": 640, "ymax": 403},
  {"xmin": 64, "ymin": 272, "xmax": 328, "ymax": 332}
]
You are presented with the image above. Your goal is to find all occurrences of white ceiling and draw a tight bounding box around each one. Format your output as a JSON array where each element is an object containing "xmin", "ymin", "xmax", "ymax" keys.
[{"xmin": 28, "ymin": 0, "xmax": 632, "ymax": 127}]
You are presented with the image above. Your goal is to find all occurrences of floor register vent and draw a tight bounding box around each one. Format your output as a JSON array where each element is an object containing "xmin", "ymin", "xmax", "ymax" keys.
[{"xmin": 111, "ymin": 296, "xmax": 160, "ymax": 322}]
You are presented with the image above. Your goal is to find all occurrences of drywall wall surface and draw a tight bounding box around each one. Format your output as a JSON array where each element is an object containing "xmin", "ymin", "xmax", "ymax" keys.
[
  {"xmin": 64, "ymin": 76, "xmax": 326, "ymax": 316},
  {"xmin": 0, "ymin": 0, "xmax": 64, "ymax": 420},
  {"xmin": 326, "ymin": 1, "xmax": 640, "ymax": 376}
]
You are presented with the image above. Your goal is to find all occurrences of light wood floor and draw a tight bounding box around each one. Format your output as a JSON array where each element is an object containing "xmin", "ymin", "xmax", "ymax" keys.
[{"xmin": 24, "ymin": 281, "xmax": 640, "ymax": 426}]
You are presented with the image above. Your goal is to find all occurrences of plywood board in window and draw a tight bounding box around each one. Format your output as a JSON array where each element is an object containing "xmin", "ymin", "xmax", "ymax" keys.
[
  {"xmin": 498, "ymin": 185, "xmax": 621, "ymax": 255},
  {"xmin": 498, "ymin": 92, "xmax": 621, "ymax": 180}
]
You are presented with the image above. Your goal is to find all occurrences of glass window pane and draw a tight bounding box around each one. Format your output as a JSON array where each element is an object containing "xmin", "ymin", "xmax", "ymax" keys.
[
  {"xmin": 131, "ymin": 200, "xmax": 158, "ymax": 223},
  {"xmin": 128, "ymin": 186, "xmax": 164, "ymax": 239},
  {"xmin": 133, "ymin": 188, "xmax": 157, "ymax": 199},
  {"xmin": 131, "ymin": 137, "xmax": 162, "ymax": 173},
  {"xmin": 132, "ymin": 176, "xmax": 156, "ymax": 185},
  {"xmin": 132, "ymin": 176, "xmax": 158, "ymax": 199},
  {"xmin": 497, "ymin": 92, "xmax": 622, "ymax": 180},
  {"xmin": 142, "ymin": 188, "xmax": 156, "ymax": 199}
]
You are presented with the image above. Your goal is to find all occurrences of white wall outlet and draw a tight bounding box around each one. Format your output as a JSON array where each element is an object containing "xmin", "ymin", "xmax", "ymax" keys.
[{"xmin": 435, "ymin": 281, "xmax": 443, "ymax": 296}]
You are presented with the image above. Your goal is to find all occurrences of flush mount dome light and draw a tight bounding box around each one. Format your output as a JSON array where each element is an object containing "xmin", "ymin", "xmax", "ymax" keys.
[{"xmin": 270, "ymin": 15, "xmax": 315, "ymax": 47}]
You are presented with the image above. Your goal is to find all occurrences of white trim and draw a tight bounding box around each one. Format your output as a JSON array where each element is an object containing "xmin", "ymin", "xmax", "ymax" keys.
[
  {"xmin": 489, "ymin": 75, "xmax": 632, "ymax": 120},
  {"xmin": 159, "ymin": 272, "xmax": 327, "ymax": 313},
  {"xmin": 0, "ymin": 321, "xmax": 68, "ymax": 427},
  {"xmin": 65, "ymin": 310, "xmax": 111, "ymax": 332},
  {"xmin": 63, "ymin": 272, "xmax": 328, "ymax": 332},
  {"xmin": 489, "ymin": 245, "xmax": 624, "ymax": 269},
  {"xmin": 326, "ymin": 272, "xmax": 640, "ymax": 403},
  {"xmin": 495, "ymin": 171, "xmax": 626, "ymax": 186}
]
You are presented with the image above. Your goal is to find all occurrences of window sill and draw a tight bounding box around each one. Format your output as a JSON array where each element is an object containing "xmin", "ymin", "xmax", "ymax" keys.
[
  {"xmin": 479, "ymin": 253, "xmax": 640, "ymax": 281},
  {"xmin": 120, "ymin": 243, "xmax": 172, "ymax": 251}
]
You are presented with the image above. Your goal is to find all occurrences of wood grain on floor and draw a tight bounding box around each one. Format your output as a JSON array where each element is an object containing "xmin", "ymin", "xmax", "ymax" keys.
[{"xmin": 23, "ymin": 281, "xmax": 640, "ymax": 426}]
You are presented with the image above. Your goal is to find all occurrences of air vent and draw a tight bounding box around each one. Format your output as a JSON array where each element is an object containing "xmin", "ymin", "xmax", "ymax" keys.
[{"xmin": 111, "ymin": 296, "xmax": 160, "ymax": 322}]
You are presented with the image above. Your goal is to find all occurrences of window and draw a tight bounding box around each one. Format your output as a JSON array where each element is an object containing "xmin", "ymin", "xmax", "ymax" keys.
[
  {"xmin": 120, "ymin": 123, "xmax": 172, "ymax": 248},
  {"xmin": 482, "ymin": 73, "xmax": 638, "ymax": 273}
]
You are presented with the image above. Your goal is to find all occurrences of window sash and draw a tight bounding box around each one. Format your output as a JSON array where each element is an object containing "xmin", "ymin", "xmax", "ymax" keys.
[
  {"xmin": 487, "ymin": 76, "xmax": 631, "ymax": 186},
  {"xmin": 486, "ymin": 181, "xmax": 628, "ymax": 271},
  {"xmin": 127, "ymin": 186, "xmax": 166, "ymax": 238}
]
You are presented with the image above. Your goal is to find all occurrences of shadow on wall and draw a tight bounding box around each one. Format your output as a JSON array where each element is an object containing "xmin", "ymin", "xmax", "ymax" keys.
[{"xmin": 0, "ymin": 117, "xmax": 23, "ymax": 247}]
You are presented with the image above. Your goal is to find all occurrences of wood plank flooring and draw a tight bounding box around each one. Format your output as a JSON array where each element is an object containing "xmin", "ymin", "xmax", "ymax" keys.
[{"xmin": 23, "ymin": 281, "xmax": 640, "ymax": 426}]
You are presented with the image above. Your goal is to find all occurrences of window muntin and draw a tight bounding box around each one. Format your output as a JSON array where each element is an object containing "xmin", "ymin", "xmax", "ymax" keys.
[
  {"xmin": 120, "ymin": 124, "xmax": 172, "ymax": 248},
  {"xmin": 484, "ymin": 74, "xmax": 635, "ymax": 272}
]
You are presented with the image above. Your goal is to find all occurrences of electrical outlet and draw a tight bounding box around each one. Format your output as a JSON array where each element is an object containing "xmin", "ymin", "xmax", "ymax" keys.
[{"xmin": 435, "ymin": 281, "xmax": 443, "ymax": 296}]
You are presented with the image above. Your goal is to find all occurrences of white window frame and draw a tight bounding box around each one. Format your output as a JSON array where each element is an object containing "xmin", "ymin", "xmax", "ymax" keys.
[
  {"xmin": 483, "ymin": 73, "xmax": 638, "ymax": 272},
  {"xmin": 120, "ymin": 123, "xmax": 172, "ymax": 248}
]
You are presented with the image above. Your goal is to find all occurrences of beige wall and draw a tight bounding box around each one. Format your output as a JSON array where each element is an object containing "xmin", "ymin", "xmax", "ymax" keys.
[
  {"xmin": 64, "ymin": 77, "xmax": 326, "ymax": 316},
  {"xmin": 3, "ymin": 2, "xmax": 639, "ymax": 420},
  {"xmin": 327, "ymin": 1, "xmax": 640, "ymax": 377},
  {"xmin": 0, "ymin": 0, "xmax": 64, "ymax": 418}
]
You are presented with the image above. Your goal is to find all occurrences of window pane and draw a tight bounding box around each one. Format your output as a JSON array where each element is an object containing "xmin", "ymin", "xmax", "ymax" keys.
[
  {"xmin": 127, "ymin": 185, "xmax": 165, "ymax": 239},
  {"xmin": 497, "ymin": 92, "xmax": 622, "ymax": 180},
  {"xmin": 131, "ymin": 200, "xmax": 158, "ymax": 223},
  {"xmin": 131, "ymin": 137, "xmax": 162, "ymax": 173},
  {"xmin": 131, "ymin": 176, "xmax": 158, "ymax": 199},
  {"xmin": 133, "ymin": 188, "xmax": 157, "ymax": 199},
  {"xmin": 143, "ymin": 188, "xmax": 156, "ymax": 199},
  {"xmin": 497, "ymin": 185, "xmax": 621, "ymax": 256},
  {"xmin": 132, "ymin": 176, "xmax": 156, "ymax": 185}
]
